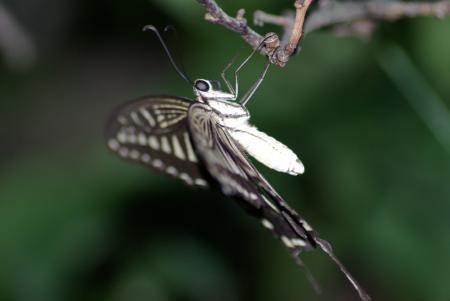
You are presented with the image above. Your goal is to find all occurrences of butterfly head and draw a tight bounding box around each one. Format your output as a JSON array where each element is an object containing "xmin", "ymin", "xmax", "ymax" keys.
[{"xmin": 193, "ymin": 79, "xmax": 236, "ymax": 103}]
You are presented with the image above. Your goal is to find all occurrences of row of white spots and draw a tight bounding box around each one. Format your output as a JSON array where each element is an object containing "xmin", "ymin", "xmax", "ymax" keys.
[
  {"xmin": 141, "ymin": 153, "xmax": 151, "ymax": 163},
  {"xmin": 167, "ymin": 166, "xmax": 177, "ymax": 176},
  {"xmin": 119, "ymin": 147, "xmax": 128, "ymax": 157},
  {"xmin": 261, "ymin": 219, "xmax": 274, "ymax": 230},
  {"xmin": 108, "ymin": 139, "xmax": 120, "ymax": 151},
  {"xmin": 220, "ymin": 174, "xmax": 258, "ymax": 201},
  {"xmin": 116, "ymin": 128, "xmax": 198, "ymax": 163},
  {"xmin": 129, "ymin": 149, "xmax": 140, "ymax": 160},
  {"xmin": 107, "ymin": 138, "xmax": 207, "ymax": 187},
  {"xmin": 261, "ymin": 220, "xmax": 307, "ymax": 248},
  {"xmin": 117, "ymin": 131, "xmax": 127, "ymax": 144},
  {"xmin": 302, "ymin": 221, "xmax": 313, "ymax": 232},
  {"xmin": 281, "ymin": 235, "xmax": 307, "ymax": 248},
  {"xmin": 152, "ymin": 159, "xmax": 163, "ymax": 169},
  {"xmin": 194, "ymin": 178, "xmax": 208, "ymax": 187},
  {"xmin": 179, "ymin": 173, "xmax": 193, "ymax": 185}
]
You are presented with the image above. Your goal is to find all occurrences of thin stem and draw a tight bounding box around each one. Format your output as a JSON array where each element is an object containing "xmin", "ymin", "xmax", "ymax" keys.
[
  {"xmin": 376, "ymin": 43, "xmax": 450, "ymax": 156},
  {"xmin": 240, "ymin": 60, "xmax": 270, "ymax": 106},
  {"xmin": 305, "ymin": 0, "xmax": 450, "ymax": 33}
]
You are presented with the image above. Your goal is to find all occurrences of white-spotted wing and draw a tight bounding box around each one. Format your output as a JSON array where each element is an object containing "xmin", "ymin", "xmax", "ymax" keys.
[
  {"xmin": 188, "ymin": 103, "xmax": 371, "ymax": 301},
  {"xmin": 106, "ymin": 96, "xmax": 210, "ymax": 188}
]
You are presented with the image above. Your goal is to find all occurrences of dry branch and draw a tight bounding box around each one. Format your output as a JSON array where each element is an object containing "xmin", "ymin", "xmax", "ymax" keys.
[
  {"xmin": 197, "ymin": 0, "xmax": 314, "ymax": 67},
  {"xmin": 197, "ymin": 0, "xmax": 264, "ymax": 49},
  {"xmin": 305, "ymin": 0, "xmax": 450, "ymax": 33},
  {"xmin": 197, "ymin": 0, "xmax": 450, "ymax": 67}
]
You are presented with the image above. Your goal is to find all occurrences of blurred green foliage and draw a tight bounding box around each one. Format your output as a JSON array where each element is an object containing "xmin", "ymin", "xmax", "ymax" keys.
[{"xmin": 1, "ymin": 1, "xmax": 450, "ymax": 301}]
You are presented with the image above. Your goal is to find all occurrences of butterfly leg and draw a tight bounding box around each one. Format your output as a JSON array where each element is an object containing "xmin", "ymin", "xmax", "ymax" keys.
[
  {"xmin": 221, "ymin": 57, "xmax": 237, "ymax": 99},
  {"xmin": 221, "ymin": 34, "xmax": 277, "ymax": 102},
  {"xmin": 240, "ymin": 60, "xmax": 270, "ymax": 106},
  {"xmin": 220, "ymin": 47, "xmax": 260, "ymax": 101}
]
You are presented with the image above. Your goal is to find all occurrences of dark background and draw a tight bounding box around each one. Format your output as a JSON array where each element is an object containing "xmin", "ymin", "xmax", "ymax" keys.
[{"xmin": 1, "ymin": 1, "xmax": 450, "ymax": 301}]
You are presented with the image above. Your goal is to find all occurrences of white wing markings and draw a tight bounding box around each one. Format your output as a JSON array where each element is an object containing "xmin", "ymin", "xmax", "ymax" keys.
[
  {"xmin": 139, "ymin": 108, "xmax": 156, "ymax": 127},
  {"xmin": 161, "ymin": 136, "xmax": 172, "ymax": 154},
  {"xmin": 184, "ymin": 132, "xmax": 198, "ymax": 163},
  {"xmin": 171, "ymin": 135, "xmax": 186, "ymax": 160},
  {"xmin": 148, "ymin": 136, "xmax": 160, "ymax": 150}
]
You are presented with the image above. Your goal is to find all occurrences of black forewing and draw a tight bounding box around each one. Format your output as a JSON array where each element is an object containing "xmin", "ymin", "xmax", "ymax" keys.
[
  {"xmin": 187, "ymin": 103, "xmax": 370, "ymax": 301},
  {"xmin": 106, "ymin": 96, "xmax": 210, "ymax": 188}
]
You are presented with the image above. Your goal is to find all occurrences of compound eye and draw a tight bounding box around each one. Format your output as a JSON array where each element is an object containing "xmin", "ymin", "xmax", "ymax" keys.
[{"xmin": 194, "ymin": 80, "xmax": 210, "ymax": 92}]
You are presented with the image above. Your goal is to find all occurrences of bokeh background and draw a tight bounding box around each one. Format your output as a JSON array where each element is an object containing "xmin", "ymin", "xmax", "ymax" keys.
[{"xmin": 1, "ymin": 1, "xmax": 450, "ymax": 301}]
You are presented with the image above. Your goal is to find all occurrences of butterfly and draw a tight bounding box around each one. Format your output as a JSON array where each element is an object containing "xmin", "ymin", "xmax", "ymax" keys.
[{"xmin": 105, "ymin": 26, "xmax": 370, "ymax": 301}]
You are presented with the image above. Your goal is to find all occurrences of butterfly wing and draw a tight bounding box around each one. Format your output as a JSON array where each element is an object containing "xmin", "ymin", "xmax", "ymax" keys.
[
  {"xmin": 106, "ymin": 96, "xmax": 210, "ymax": 188},
  {"xmin": 188, "ymin": 103, "xmax": 370, "ymax": 301},
  {"xmin": 188, "ymin": 103, "xmax": 315, "ymax": 246}
]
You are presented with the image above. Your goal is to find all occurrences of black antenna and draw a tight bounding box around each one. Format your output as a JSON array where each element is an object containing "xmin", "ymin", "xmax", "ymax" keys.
[
  {"xmin": 163, "ymin": 25, "xmax": 193, "ymax": 84},
  {"xmin": 143, "ymin": 25, "xmax": 193, "ymax": 84}
]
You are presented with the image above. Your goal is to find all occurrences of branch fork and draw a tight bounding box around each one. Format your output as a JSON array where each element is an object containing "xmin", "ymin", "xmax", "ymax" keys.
[
  {"xmin": 198, "ymin": 0, "xmax": 450, "ymax": 67},
  {"xmin": 197, "ymin": 0, "xmax": 314, "ymax": 67}
]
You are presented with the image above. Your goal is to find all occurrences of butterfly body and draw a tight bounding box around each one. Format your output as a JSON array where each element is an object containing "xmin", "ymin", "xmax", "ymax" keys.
[
  {"xmin": 106, "ymin": 79, "xmax": 370, "ymax": 301},
  {"xmin": 191, "ymin": 79, "xmax": 304, "ymax": 175},
  {"xmin": 206, "ymin": 99, "xmax": 250, "ymax": 126}
]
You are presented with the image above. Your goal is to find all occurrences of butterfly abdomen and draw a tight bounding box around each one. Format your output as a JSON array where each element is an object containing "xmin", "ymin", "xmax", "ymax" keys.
[{"xmin": 229, "ymin": 125, "xmax": 305, "ymax": 176}]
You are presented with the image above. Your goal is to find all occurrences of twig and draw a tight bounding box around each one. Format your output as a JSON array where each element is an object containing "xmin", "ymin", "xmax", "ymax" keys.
[
  {"xmin": 305, "ymin": 0, "xmax": 450, "ymax": 33},
  {"xmin": 197, "ymin": 0, "xmax": 264, "ymax": 50},
  {"xmin": 254, "ymin": 10, "xmax": 293, "ymax": 28},
  {"xmin": 376, "ymin": 43, "xmax": 450, "ymax": 156},
  {"xmin": 277, "ymin": 0, "xmax": 314, "ymax": 66},
  {"xmin": 197, "ymin": 0, "xmax": 315, "ymax": 67},
  {"xmin": 198, "ymin": 0, "xmax": 450, "ymax": 66},
  {"xmin": 254, "ymin": 10, "xmax": 297, "ymax": 48}
]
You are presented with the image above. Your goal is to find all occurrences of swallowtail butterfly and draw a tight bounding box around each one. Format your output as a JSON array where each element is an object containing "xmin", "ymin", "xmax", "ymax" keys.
[{"xmin": 106, "ymin": 26, "xmax": 370, "ymax": 301}]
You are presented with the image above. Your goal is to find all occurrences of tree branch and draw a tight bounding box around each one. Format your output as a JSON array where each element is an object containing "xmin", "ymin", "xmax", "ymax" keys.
[
  {"xmin": 197, "ymin": 0, "xmax": 450, "ymax": 66},
  {"xmin": 197, "ymin": 0, "xmax": 314, "ymax": 67},
  {"xmin": 197, "ymin": 0, "xmax": 264, "ymax": 50},
  {"xmin": 278, "ymin": 0, "xmax": 314, "ymax": 65},
  {"xmin": 305, "ymin": 0, "xmax": 450, "ymax": 33}
]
